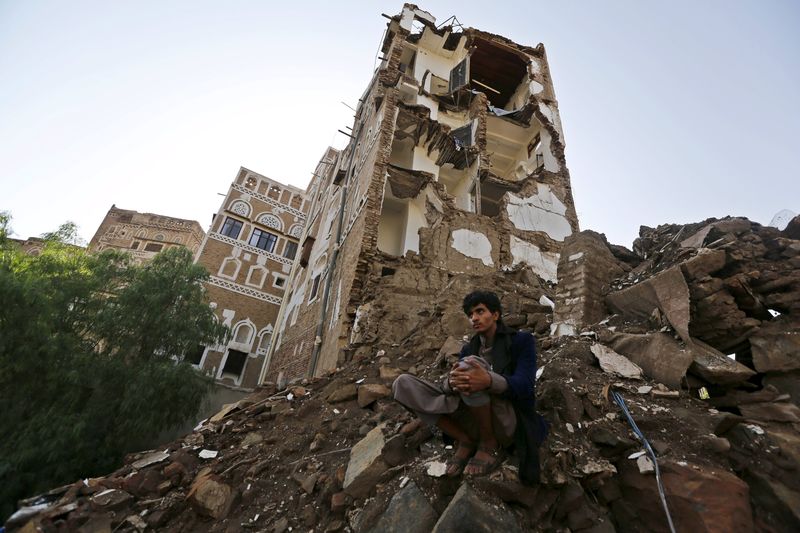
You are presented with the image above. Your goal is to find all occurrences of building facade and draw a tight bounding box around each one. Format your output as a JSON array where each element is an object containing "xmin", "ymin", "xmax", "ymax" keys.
[
  {"xmin": 264, "ymin": 4, "xmax": 579, "ymax": 382},
  {"xmin": 192, "ymin": 167, "xmax": 308, "ymax": 390},
  {"xmin": 88, "ymin": 205, "xmax": 205, "ymax": 263}
]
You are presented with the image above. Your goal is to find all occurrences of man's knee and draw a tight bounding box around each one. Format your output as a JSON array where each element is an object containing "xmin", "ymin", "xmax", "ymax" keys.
[
  {"xmin": 392, "ymin": 373, "xmax": 412, "ymax": 399},
  {"xmin": 461, "ymin": 391, "xmax": 491, "ymax": 408}
]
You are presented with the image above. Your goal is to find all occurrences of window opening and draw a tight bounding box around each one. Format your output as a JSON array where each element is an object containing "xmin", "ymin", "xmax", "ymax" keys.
[
  {"xmin": 221, "ymin": 349, "xmax": 248, "ymax": 379},
  {"xmin": 221, "ymin": 217, "xmax": 243, "ymax": 239},
  {"xmin": 309, "ymin": 275, "xmax": 321, "ymax": 301},
  {"xmin": 249, "ymin": 229, "xmax": 278, "ymax": 252},
  {"xmin": 185, "ymin": 345, "xmax": 205, "ymax": 365},
  {"xmin": 144, "ymin": 243, "xmax": 163, "ymax": 253},
  {"xmin": 130, "ymin": 241, "xmax": 140, "ymax": 250},
  {"xmin": 283, "ymin": 241, "xmax": 298, "ymax": 259}
]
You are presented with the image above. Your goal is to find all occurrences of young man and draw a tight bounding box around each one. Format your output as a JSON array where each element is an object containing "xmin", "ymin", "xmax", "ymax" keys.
[{"xmin": 392, "ymin": 291, "xmax": 547, "ymax": 483}]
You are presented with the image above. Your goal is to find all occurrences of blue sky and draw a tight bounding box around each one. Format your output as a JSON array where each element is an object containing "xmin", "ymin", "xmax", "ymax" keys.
[{"xmin": 1, "ymin": 0, "xmax": 798, "ymax": 247}]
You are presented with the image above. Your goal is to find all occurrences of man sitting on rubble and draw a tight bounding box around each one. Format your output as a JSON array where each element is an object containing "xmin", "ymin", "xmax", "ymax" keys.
[{"xmin": 392, "ymin": 290, "xmax": 547, "ymax": 483}]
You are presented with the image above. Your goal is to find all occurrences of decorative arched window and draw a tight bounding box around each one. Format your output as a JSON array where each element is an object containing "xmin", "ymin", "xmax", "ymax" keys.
[
  {"xmin": 245, "ymin": 264, "xmax": 268, "ymax": 288},
  {"xmin": 232, "ymin": 321, "xmax": 255, "ymax": 346},
  {"xmin": 288, "ymin": 224, "xmax": 303, "ymax": 238},
  {"xmin": 257, "ymin": 325, "xmax": 274, "ymax": 355},
  {"xmin": 230, "ymin": 200, "xmax": 251, "ymax": 217},
  {"xmin": 154, "ymin": 233, "xmax": 165, "ymax": 241},
  {"xmin": 257, "ymin": 213, "xmax": 283, "ymax": 231}
]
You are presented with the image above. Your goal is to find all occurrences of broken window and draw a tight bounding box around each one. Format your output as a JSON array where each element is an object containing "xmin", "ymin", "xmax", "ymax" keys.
[
  {"xmin": 144, "ymin": 243, "xmax": 163, "ymax": 253},
  {"xmin": 220, "ymin": 217, "xmax": 243, "ymax": 239},
  {"xmin": 299, "ymin": 236, "xmax": 315, "ymax": 268},
  {"xmin": 468, "ymin": 38, "xmax": 528, "ymax": 109},
  {"xmin": 249, "ymin": 229, "xmax": 278, "ymax": 253},
  {"xmin": 448, "ymin": 57, "xmax": 469, "ymax": 93},
  {"xmin": 309, "ymin": 275, "xmax": 321, "ymax": 301},
  {"xmin": 221, "ymin": 349, "xmax": 248, "ymax": 380},
  {"xmin": 184, "ymin": 345, "xmax": 205, "ymax": 366},
  {"xmin": 257, "ymin": 332, "xmax": 272, "ymax": 355},
  {"xmin": 283, "ymin": 241, "xmax": 298, "ymax": 260}
]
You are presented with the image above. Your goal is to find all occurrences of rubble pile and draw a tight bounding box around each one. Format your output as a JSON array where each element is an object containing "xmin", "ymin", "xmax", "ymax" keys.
[{"xmin": 6, "ymin": 215, "xmax": 800, "ymax": 532}]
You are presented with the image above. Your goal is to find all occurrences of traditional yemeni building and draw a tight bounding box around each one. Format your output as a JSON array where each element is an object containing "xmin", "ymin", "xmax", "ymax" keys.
[
  {"xmin": 8, "ymin": 236, "xmax": 50, "ymax": 256},
  {"xmin": 88, "ymin": 205, "xmax": 205, "ymax": 263},
  {"xmin": 191, "ymin": 167, "xmax": 309, "ymax": 390},
  {"xmin": 263, "ymin": 4, "xmax": 579, "ymax": 383}
]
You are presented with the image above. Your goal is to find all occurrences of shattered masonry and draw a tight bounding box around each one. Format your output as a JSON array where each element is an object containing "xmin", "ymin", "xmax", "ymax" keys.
[
  {"xmin": 264, "ymin": 3, "xmax": 579, "ymax": 382},
  {"xmin": 192, "ymin": 168, "xmax": 309, "ymax": 389}
]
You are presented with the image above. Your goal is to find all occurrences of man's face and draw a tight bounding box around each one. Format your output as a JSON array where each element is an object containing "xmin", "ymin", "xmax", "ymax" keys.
[{"xmin": 468, "ymin": 303, "xmax": 499, "ymax": 334}]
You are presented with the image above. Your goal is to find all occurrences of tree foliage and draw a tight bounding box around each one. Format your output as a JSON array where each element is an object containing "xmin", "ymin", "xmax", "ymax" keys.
[{"xmin": 0, "ymin": 217, "xmax": 229, "ymax": 521}]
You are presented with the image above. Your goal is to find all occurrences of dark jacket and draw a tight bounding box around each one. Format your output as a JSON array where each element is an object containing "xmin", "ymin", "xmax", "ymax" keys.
[{"xmin": 458, "ymin": 322, "xmax": 548, "ymax": 485}]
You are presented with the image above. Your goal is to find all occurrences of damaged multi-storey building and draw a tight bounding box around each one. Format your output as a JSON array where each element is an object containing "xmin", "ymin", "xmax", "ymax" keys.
[
  {"xmin": 264, "ymin": 4, "xmax": 579, "ymax": 382},
  {"xmin": 192, "ymin": 168, "xmax": 308, "ymax": 389}
]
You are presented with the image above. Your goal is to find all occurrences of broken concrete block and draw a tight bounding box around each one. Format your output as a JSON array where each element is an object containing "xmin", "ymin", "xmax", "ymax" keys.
[
  {"xmin": 379, "ymin": 366, "xmax": 403, "ymax": 383},
  {"xmin": 327, "ymin": 383, "xmax": 358, "ymax": 403},
  {"xmin": 680, "ymin": 248, "xmax": 727, "ymax": 280},
  {"xmin": 431, "ymin": 483, "xmax": 523, "ymax": 533},
  {"xmin": 357, "ymin": 383, "xmax": 391, "ymax": 408},
  {"xmin": 590, "ymin": 343, "xmax": 643, "ymax": 379},
  {"xmin": 343, "ymin": 424, "xmax": 388, "ymax": 498},
  {"xmin": 739, "ymin": 402, "xmax": 800, "ymax": 423},
  {"xmin": 241, "ymin": 432, "xmax": 264, "ymax": 447},
  {"xmin": 90, "ymin": 489, "xmax": 133, "ymax": 511},
  {"xmin": 600, "ymin": 331, "xmax": 693, "ymax": 389},
  {"xmin": 365, "ymin": 480, "xmax": 438, "ymax": 533},
  {"xmin": 187, "ymin": 470, "xmax": 236, "ymax": 519},
  {"xmin": 130, "ymin": 450, "xmax": 170, "ymax": 470},
  {"xmin": 616, "ymin": 459, "xmax": 752, "ymax": 532},
  {"xmin": 750, "ymin": 329, "xmax": 800, "ymax": 373}
]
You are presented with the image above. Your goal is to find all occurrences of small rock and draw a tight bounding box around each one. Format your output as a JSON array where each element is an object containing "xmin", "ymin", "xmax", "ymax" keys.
[
  {"xmin": 331, "ymin": 492, "xmax": 350, "ymax": 514},
  {"xmin": 637, "ymin": 386, "xmax": 653, "ymax": 394},
  {"xmin": 272, "ymin": 516, "xmax": 289, "ymax": 533},
  {"xmin": 357, "ymin": 383, "xmax": 391, "ymax": 408},
  {"xmin": 187, "ymin": 470, "xmax": 236, "ymax": 519},
  {"xmin": 426, "ymin": 461, "xmax": 447, "ymax": 478},
  {"xmin": 637, "ymin": 455, "xmax": 655, "ymax": 474},
  {"xmin": 327, "ymin": 384, "xmax": 358, "ymax": 403},
  {"xmin": 91, "ymin": 489, "xmax": 133, "ymax": 511},
  {"xmin": 241, "ymin": 432, "xmax": 264, "ymax": 447}
]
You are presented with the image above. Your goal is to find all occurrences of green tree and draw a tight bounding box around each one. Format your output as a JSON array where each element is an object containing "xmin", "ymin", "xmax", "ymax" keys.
[{"xmin": 0, "ymin": 217, "xmax": 229, "ymax": 521}]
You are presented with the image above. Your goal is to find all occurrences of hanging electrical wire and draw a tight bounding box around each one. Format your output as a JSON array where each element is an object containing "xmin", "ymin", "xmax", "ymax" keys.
[{"xmin": 611, "ymin": 391, "xmax": 677, "ymax": 533}]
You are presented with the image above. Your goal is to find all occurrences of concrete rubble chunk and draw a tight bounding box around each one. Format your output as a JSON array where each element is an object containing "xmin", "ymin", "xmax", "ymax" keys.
[
  {"xmin": 90, "ymin": 488, "xmax": 133, "ymax": 511},
  {"xmin": 680, "ymin": 248, "xmax": 727, "ymax": 280},
  {"xmin": 617, "ymin": 459, "xmax": 752, "ymax": 532},
  {"xmin": 131, "ymin": 450, "xmax": 170, "ymax": 470},
  {"xmin": 431, "ymin": 482, "xmax": 524, "ymax": 533},
  {"xmin": 187, "ymin": 469, "xmax": 236, "ymax": 519},
  {"xmin": 365, "ymin": 480, "xmax": 438, "ymax": 533},
  {"xmin": 750, "ymin": 328, "xmax": 800, "ymax": 373},
  {"xmin": 357, "ymin": 383, "xmax": 392, "ymax": 408},
  {"xmin": 590, "ymin": 343, "xmax": 643, "ymax": 379},
  {"xmin": 327, "ymin": 383, "xmax": 358, "ymax": 403},
  {"xmin": 739, "ymin": 402, "xmax": 800, "ymax": 423},
  {"xmin": 600, "ymin": 331, "xmax": 693, "ymax": 389},
  {"xmin": 343, "ymin": 423, "xmax": 388, "ymax": 499}
]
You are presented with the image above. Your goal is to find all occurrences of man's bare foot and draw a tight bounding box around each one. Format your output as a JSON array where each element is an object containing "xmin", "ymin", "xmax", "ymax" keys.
[
  {"xmin": 464, "ymin": 443, "xmax": 504, "ymax": 476},
  {"xmin": 445, "ymin": 441, "xmax": 476, "ymax": 477}
]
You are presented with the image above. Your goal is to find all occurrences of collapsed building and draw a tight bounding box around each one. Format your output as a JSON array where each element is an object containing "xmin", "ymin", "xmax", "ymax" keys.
[
  {"xmin": 265, "ymin": 4, "xmax": 579, "ymax": 383},
  {"xmin": 88, "ymin": 205, "xmax": 205, "ymax": 263},
  {"xmin": 191, "ymin": 168, "xmax": 308, "ymax": 390}
]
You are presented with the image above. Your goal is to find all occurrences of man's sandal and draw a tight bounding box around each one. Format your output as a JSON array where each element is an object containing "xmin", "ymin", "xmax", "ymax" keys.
[
  {"xmin": 464, "ymin": 446, "xmax": 505, "ymax": 476},
  {"xmin": 446, "ymin": 443, "xmax": 476, "ymax": 477}
]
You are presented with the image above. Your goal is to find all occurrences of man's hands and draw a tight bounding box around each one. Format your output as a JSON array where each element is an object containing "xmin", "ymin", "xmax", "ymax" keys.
[{"xmin": 449, "ymin": 356, "xmax": 491, "ymax": 395}]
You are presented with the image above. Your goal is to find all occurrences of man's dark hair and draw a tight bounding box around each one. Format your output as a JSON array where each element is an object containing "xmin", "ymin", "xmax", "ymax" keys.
[{"xmin": 462, "ymin": 290, "xmax": 503, "ymax": 316}]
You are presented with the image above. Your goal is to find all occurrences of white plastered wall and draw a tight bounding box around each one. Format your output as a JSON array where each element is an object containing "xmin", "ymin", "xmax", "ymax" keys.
[
  {"xmin": 508, "ymin": 235, "xmax": 559, "ymax": 283},
  {"xmin": 451, "ymin": 228, "xmax": 493, "ymax": 266},
  {"xmin": 506, "ymin": 183, "xmax": 572, "ymax": 241}
]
